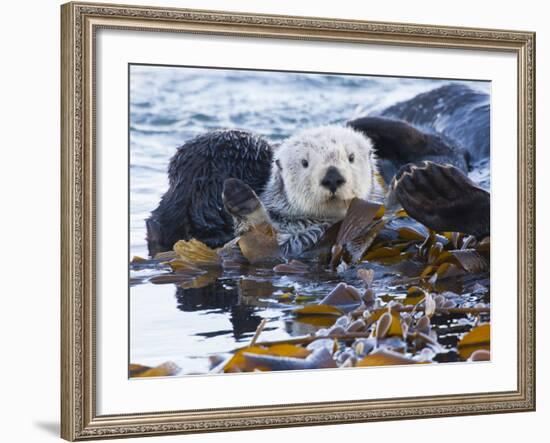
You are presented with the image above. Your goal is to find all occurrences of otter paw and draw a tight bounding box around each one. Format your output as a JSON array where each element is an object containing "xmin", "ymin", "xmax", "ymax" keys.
[
  {"xmin": 391, "ymin": 161, "xmax": 490, "ymax": 238},
  {"xmin": 222, "ymin": 178, "xmax": 261, "ymax": 217}
]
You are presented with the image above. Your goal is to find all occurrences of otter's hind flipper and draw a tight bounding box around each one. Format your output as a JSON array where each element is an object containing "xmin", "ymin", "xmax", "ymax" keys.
[
  {"xmin": 222, "ymin": 178, "xmax": 271, "ymax": 233},
  {"xmin": 389, "ymin": 161, "xmax": 490, "ymax": 238},
  {"xmin": 222, "ymin": 178, "xmax": 332, "ymax": 258}
]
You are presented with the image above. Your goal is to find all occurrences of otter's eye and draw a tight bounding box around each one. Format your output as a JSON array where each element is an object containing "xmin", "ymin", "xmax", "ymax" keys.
[
  {"xmin": 348, "ymin": 153, "xmax": 355, "ymax": 163},
  {"xmin": 301, "ymin": 159, "xmax": 309, "ymax": 168}
]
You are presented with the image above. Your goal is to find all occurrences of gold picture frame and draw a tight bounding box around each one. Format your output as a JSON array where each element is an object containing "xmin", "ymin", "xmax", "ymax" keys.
[{"xmin": 61, "ymin": 1, "xmax": 536, "ymax": 440}]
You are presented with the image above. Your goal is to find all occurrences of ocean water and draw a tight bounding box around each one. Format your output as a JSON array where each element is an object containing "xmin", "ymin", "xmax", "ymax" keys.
[{"xmin": 129, "ymin": 65, "xmax": 490, "ymax": 375}]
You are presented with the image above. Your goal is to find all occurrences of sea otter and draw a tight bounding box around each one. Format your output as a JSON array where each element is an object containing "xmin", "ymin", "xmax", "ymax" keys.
[
  {"xmin": 146, "ymin": 85, "xmax": 490, "ymax": 257},
  {"xmin": 146, "ymin": 125, "xmax": 380, "ymax": 257},
  {"xmin": 222, "ymin": 125, "xmax": 382, "ymax": 257}
]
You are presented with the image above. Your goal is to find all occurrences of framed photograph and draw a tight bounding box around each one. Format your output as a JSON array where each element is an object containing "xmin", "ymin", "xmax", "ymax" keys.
[{"xmin": 61, "ymin": 1, "xmax": 536, "ymax": 440}]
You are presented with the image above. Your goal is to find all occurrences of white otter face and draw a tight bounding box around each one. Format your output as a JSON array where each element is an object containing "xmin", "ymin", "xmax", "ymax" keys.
[{"xmin": 273, "ymin": 125, "xmax": 377, "ymax": 220}]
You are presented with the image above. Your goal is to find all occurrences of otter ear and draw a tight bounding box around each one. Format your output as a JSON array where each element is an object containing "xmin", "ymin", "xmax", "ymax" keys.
[{"xmin": 275, "ymin": 159, "xmax": 283, "ymax": 170}]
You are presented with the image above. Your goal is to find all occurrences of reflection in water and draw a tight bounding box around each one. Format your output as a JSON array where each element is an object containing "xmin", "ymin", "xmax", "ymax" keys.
[
  {"xmin": 175, "ymin": 280, "xmax": 264, "ymax": 342},
  {"xmin": 130, "ymin": 248, "xmax": 488, "ymax": 374}
]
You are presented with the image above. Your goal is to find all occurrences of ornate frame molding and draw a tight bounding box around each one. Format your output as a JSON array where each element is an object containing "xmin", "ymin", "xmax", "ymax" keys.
[{"xmin": 61, "ymin": 2, "xmax": 535, "ymax": 440}]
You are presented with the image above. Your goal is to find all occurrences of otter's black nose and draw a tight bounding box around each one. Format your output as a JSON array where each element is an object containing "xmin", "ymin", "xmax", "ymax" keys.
[{"xmin": 321, "ymin": 166, "xmax": 346, "ymax": 193}]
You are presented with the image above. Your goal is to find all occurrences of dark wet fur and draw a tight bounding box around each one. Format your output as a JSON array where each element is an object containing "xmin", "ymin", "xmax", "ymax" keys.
[
  {"xmin": 380, "ymin": 83, "xmax": 490, "ymax": 162},
  {"xmin": 348, "ymin": 116, "xmax": 471, "ymax": 183},
  {"xmin": 146, "ymin": 130, "xmax": 272, "ymax": 256}
]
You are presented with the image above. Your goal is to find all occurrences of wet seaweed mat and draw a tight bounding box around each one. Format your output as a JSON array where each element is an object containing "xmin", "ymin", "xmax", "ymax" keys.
[{"xmin": 130, "ymin": 201, "xmax": 490, "ymax": 376}]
